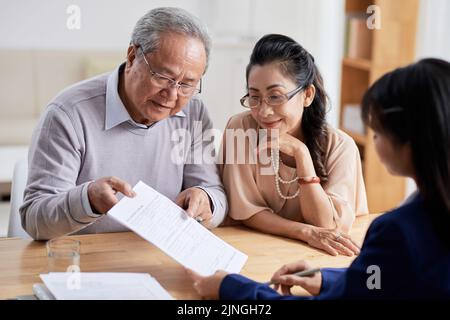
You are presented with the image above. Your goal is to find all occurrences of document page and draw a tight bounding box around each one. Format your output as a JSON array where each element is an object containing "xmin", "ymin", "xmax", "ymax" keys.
[
  {"xmin": 40, "ymin": 273, "xmax": 173, "ymax": 300},
  {"xmin": 108, "ymin": 181, "xmax": 248, "ymax": 276}
]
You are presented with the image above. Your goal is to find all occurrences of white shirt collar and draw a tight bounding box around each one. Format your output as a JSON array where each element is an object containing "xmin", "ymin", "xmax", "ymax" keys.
[{"xmin": 105, "ymin": 63, "xmax": 186, "ymax": 131}]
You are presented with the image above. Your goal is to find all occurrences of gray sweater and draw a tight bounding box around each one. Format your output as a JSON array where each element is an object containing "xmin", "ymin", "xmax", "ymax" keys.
[{"xmin": 20, "ymin": 65, "xmax": 227, "ymax": 240}]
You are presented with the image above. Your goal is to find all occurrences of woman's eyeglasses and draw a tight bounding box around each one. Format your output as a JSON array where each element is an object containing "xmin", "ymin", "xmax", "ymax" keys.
[{"xmin": 240, "ymin": 85, "xmax": 303, "ymax": 109}]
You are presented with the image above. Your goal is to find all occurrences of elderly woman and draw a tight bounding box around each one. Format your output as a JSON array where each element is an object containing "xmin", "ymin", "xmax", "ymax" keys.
[{"xmin": 219, "ymin": 34, "xmax": 368, "ymax": 256}]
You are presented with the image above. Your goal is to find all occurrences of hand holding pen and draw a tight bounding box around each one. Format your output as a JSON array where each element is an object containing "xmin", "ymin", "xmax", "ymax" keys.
[{"xmin": 268, "ymin": 261, "xmax": 322, "ymax": 296}]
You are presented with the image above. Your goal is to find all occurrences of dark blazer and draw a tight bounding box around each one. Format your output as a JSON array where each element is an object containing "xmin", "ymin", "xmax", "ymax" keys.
[{"xmin": 220, "ymin": 193, "xmax": 450, "ymax": 299}]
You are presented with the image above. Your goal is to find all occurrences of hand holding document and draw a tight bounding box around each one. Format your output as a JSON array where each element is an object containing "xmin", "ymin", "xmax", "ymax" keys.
[{"xmin": 108, "ymin": 181, "xmax": 248, "ymax": 276}]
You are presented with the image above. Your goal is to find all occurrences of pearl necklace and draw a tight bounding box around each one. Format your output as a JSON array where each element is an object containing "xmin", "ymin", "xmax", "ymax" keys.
[{"xmin": 271, "ymin": 148, "xmax": 300, "ymax": 200}]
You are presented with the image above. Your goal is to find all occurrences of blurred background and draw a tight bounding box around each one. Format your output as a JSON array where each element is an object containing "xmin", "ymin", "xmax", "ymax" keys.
[{"xmin": 1, "ymin": 0, "xmax": 449, "ymax": 237}]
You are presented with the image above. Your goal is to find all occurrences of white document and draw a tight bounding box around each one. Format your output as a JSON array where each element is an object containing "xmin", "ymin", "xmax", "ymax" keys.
[
  {"xmin": 39, "ymin": 273, "xmax": 173, "ymax": 300},
  {"xmin": 108, "ymin": 181, "xmax": 248, "ymax": 276}
]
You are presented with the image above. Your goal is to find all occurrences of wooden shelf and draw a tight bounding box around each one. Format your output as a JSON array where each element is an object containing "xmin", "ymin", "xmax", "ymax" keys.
[
  {"xmin": 345, "ymin": 0, "xmax": 372, "ymax": 13},
  {"xmin": 343, "ymin": 57, "xmax": 372, "ymax": 71},
  {"xmin": 339, "ymin": 0, "xmax": 419, "ymax": 213}
]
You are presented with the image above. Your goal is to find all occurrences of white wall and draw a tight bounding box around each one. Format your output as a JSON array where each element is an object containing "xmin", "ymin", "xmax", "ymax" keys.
[
  {"xmin": 0, "ymin": 0, "xmax": 344, "ymax": 132},
  {"xmin": 0, "ymin": 0, "xmax": 202, "ymax": 49},
  {"xmin": 416, "ymin": 0, "xmax": 450, "ymax": 61},
  {"xmin": 404, "ymin": 0, "xmax": 450, "ymax": 198}
]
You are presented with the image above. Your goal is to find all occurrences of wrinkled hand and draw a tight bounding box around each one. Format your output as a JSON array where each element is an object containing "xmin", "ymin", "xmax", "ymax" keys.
[
  {"xmin": 87, "ymin": 176, "xmax": 136, "ymax": 214},
  {"xmin": 175, "ymin": 187, "xmax": 213, "ymax": 224},
  {"xmin": 185, "ymin": 268, "xmax": 228, "ymax": 300},
  {"xmin": 306, "ymin": 226, "xmax": 360, "ymax": 256},
  {"xmin": 271, "ymin": 260, "xmax": 322, "ymax": 296}
]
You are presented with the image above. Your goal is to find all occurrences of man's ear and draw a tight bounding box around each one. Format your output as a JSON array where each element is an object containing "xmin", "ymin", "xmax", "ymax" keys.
[
  {"xmin": 304, "ymin": 84, "xmax": 316, "ymax": 107},
  {"xmin": 125, "ymin": 44, "xmax": 138, "ymax": 69}
]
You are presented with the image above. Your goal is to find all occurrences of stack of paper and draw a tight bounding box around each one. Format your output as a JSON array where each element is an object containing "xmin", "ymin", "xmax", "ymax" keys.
[
  {"xmin": 39, "ymin": 273, "xmax": 173, "ymax": 300},
  {"xmin": 108, "ymin": 181, "xmax": 248, "ymax": 276}
]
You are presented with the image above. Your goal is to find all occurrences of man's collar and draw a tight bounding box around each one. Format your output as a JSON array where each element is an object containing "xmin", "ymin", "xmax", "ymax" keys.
[{"xmin": 105, "ymin": 63, "xmax": 186, "ymax": 131}]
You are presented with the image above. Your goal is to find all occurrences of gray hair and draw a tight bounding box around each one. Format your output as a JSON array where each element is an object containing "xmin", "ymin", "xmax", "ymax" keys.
[{"xmin": 131, "ymin": 7, "xmax": 211, "ymax": 70}]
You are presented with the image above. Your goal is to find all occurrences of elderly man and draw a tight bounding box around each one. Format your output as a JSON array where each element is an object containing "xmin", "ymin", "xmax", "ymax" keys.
[{"xmin": 20, "ymin": 7, "xmax": 227, "ymax": 240}]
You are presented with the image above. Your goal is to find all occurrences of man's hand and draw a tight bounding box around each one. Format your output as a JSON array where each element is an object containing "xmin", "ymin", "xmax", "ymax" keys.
[
  {"xmin": 175, "ymin": 187, "xmax": 213, "ymax": 224},
  {"xmin": 87, "ymin": 176, "xmax": 136, "ymax": 214}
]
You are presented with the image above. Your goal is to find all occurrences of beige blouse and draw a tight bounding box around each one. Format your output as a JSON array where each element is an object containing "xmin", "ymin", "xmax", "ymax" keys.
[{"xmin": 219, "ymin": 111, "xmax": 368, "ymax": 230}]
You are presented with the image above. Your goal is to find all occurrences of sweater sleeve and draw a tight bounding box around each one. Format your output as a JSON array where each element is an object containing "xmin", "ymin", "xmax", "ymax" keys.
[{"xmin": 20, "ymin": 105, "xmax": 100, "ymax": 240}]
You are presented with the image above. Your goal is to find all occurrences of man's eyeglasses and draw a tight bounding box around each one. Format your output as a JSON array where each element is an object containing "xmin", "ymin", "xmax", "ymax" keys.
[
  {"xmin": 139, "ymin": 46, "xmax": 202, "ymax": 97},
  {"xmin": 240, "ymin": 85, "xmax": 303, "ymax": 109}
]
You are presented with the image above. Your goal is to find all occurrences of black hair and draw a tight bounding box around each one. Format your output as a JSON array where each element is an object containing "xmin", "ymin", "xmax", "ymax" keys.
[
  {"xmin": 246, "ymin": 34, "xmax": 329, "ymax": 182},
  {"xmin": 361, "ymin": 58, "xmax": 450, "ymax": 246}
]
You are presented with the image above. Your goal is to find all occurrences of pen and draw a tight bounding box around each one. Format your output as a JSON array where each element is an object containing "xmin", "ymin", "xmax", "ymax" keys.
[{"xmin": 263, "ymin": 268, "xmax": 321, "ymax": 286}]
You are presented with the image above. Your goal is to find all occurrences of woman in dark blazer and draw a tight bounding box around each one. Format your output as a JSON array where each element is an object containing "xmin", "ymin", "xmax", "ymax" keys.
[{"xmin": 187, "ymin": 58, "xmax": 450, "ymax": 300}]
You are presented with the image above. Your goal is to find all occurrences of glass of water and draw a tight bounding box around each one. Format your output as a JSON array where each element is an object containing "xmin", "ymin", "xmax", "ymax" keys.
[{"xmin": 46, "ymin": 238, "xmax": 80, "ymax": 272}]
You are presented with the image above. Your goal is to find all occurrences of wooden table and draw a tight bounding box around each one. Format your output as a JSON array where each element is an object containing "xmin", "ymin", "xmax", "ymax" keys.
[{"xmin": 0, "ymin": 214, "xmax": 380, "ymax": 300}]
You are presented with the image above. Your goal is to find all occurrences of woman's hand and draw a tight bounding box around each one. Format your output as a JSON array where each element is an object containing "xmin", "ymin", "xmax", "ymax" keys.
[
  {"xmin": 185, "ymin": 268, "xmax": 228, "ymax": 300},
  {"xmin": 277, "ymin": 133, "xmax": 307, "ymax": 158},
  {"xmin": 259, "ymin": 131, "xmax": 307, "ymax": 158},
  {"xmin": 271, "ymin": 260, "xmax": 322, "ymax": 296},
  {"xmin": 305, "ymin": 225, "xmax": 360, "ymax": 256}
]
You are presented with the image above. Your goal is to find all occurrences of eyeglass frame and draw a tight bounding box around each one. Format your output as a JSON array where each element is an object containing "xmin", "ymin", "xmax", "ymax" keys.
[
  {"xmin": 240, "ymin": 85, "xmax": 304, "ymax": 109},
  {"xmin": 138, "ymin": 45, "xmax": 202, "ymax": 96}
]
